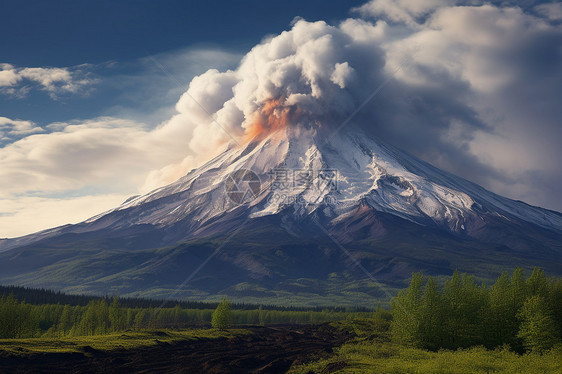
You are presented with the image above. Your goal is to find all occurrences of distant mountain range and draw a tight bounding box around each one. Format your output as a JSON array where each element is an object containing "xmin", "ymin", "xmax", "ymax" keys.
[{"xmin": 1, "ymin": 124, "xmax": 561, "ymax": 307}]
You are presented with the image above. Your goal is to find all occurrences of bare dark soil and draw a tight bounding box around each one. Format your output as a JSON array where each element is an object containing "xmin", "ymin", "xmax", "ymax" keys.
[{"xmin": 0, "ymin": 324, "xmax": 353, "ymax": 374}]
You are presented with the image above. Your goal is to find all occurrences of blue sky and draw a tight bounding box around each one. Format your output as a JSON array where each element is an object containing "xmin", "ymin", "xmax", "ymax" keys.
[
  {"xmin": 1, "ymin": 0, "xmax": 364, "ymax": 125},
  {"xmin": 1, "ymin": 0, "xmax": 561, "ymax": 237}
]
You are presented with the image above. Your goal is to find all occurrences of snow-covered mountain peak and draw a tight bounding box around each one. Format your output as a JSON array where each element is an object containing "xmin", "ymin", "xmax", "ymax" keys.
[
  {"xmin": 3, "ymin": 123, "xmax": 561, "ymax": 253},
  {"xmin": 80, "ymin": 123, "xmax": 561, "ymax": 237}
]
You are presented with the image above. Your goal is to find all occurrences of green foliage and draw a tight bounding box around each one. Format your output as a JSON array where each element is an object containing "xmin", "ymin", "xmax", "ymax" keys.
[
  {"xmin": 390, "ymin": 267, "xmax": 562, "ymax": 352},
  {"xmin": 0, "ymin": 284, "xmax": 372, "ymax": 312},
  {"xmin": 290, "ymin": 341, "xmax": 562, "ymax": 374},
  {"xmin": 487, "ymin": 270, "xmax": 523, "ymax": 349},
  {"xmin": 371, "ymin": 306, "xmax": 392, "ymax": 333},
  {"xmin": 0, "ymin": 294, "xmax": 38, "ymax": 338},
  {"xmin": 418, "ymin": 276, "xmax": 446, "ymax": 350},
  {"xmin": 390, "ymin": 272, "xmax": 423, "ymax": 346},
  {"xmin": 211, "ymin": 297, "xmax": 233, "ymax": 329},
  {"xmin": 72, "ymin": 300, "xmax": 111, "ymax": 336},
  {"xmin": 517, "ymin": 295, "xmax": 560, "ymax": 353},
  {"xmin": 441, "ymin": 272, "xmax": 488, "ymax": 349},
  {"xmin": 0, "ymin": 290, "xmax": 367, "ymax": 339},
  {"xmin": 258, "ymin": 306, "xmax": 265, "ymax": 326},
  {"xmin": 290, "ymin": 318, "xmax": 562, "ymax": 374}
]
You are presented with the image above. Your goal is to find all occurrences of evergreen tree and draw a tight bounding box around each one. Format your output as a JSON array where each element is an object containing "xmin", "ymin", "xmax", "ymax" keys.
[
  {"xmin": 109, "ymin": 297, "xmax": 126, "ymax": 332},
  {"xmin": 211, "ymin": 297, "xmax": 232, "ymax": 329},
  {"xmin": 0, "ymin": 294, "xmax": 20, "ymax": 338},
  {"xmin": 0, "ymin": 294, "xmax": 37, "ymax": 338},
  {"xmin": 73, "ymin": 300, "xmax": 110, "ymax": 336},
  {"xmin": 57, "ymin": 304, "xmax": 74, "ymax": 336}
]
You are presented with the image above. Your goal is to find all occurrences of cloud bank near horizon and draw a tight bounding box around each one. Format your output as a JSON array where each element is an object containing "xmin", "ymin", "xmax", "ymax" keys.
[{"xmin": 1, "ymin": 0, "xmax": 561, "ymax": 237}]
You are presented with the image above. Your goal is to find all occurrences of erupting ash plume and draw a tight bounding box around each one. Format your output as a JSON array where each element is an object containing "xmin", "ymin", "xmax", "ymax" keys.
[
  {"xmin": 244, "ymin": 97, "xmax": 303, "ymax": 141},
  {"xmin": 144, "ymin": 2, "xmax": 562, "ymax": 213},
  {"xmin": 143, "ymin": 19, "xmax": 384, "ymax": 189},
  {"xmin": 184, "ymin": 18, "xmax": 383, "ymax": 143}
]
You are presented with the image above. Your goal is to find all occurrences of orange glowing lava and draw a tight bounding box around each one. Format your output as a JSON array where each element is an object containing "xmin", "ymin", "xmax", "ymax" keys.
[{"xmin": 244, "ymin": 97, "xmax": 300, "ymax": 142}]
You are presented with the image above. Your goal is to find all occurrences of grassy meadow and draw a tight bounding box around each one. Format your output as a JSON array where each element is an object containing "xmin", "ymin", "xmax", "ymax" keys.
[{"xmin": 0, "ymin": 328, "xmax": 247, "ymax": 356}]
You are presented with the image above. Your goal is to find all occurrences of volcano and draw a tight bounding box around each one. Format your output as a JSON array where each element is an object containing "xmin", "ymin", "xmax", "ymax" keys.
[{"xmin": 1, "ymin": 124, "xmax": 561, "ymax": 306}]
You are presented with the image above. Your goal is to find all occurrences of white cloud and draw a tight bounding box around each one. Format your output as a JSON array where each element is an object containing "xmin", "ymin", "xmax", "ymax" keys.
[
  {"xmin": 0, "ymin": 64, "xmax": 20, "ymax": 87},
  {"xmin": 0, "ymin": 194, "xmax": 129, "ymax": 238},
  {"xmin": 0, "ymin": 116, "xmax": 217, "ymax": 198},
  {"xmin": 369, "ymin": 2, "xmax": 562, "ymax": 210},
  {"xmin": 0, "ymin": 112, "xmax": 230, "ymax": 237},
  {"xmin": 354, "ymin": 0, "xmax": 452, "ymax": 26},
  {"xmin": 0, "ymin": 49, "xmax": 241, "ymax": 238},
  {"xmin": 0, "ymin": 117, "xmax": 44, "ymax": 142},
  {"xmin": 0, "ymin": 64, "xmax": 96, "ymax": 98}
]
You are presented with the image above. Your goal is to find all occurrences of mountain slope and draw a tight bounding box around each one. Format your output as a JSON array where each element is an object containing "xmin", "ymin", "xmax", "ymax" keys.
[{"xmin": 0, "ymin": 125, "xmax": 560, "ymax": 306}]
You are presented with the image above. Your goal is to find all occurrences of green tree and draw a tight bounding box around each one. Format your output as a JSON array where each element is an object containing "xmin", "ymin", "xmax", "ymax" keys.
[
  {"xmin": 126, "ymin": 308, "xmax": 134, "ymax": 329},
  {"xmin": 441, "ymin": 272, "xmax": 487, "ymax": 349},
  {"xmin": 258, "ymin": 306, "xmax": 265, "ymax": 326},
  {"xmin": 418, "ymin": 276, "xmax": 445, "ymax": 350},
  {"xmin": 172, "ymin": 304, "xmax": 182, "ymax": 325},
  {"xmin": 517, "ymin": 295, "xmax": 560, "ymax": 353},
  {"xmin": 211, "ymin": 297, "xmax": 232, "ymax": 329},
  {"xmin": 0, "ymin": 294, "xmax": 20, "ymax": 338},
  {"xmin": 134, "ymin": 309, "xmax": 148, "ymax": 330},
  {"xmin": 488, "ymin": 271, "xmax": 519, "ymax": 348},
  {"xmin": 73, "ymin": 300, "xmax": 110, "ymax": 336},
  {"xmin": 0, "ymin": 294, "xmax": 36, "ymax": 338},
  {"xmin": 109, "ymin": 297, "xmax": 126, "ymax": 332},
  {"xmin": 551, "ymin": 278, "xmax": 562, "ymax": 341},
  {"xmin": 391, "ymin": 272, "xmax": 423, "ymax": 346},
  {"xmin": 57, "ymin": 304, "xmax": 75, "ymax": 336},
  {"xmin": 526, "ymin": 267, "xmax": 549, "ymax": 299}
]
